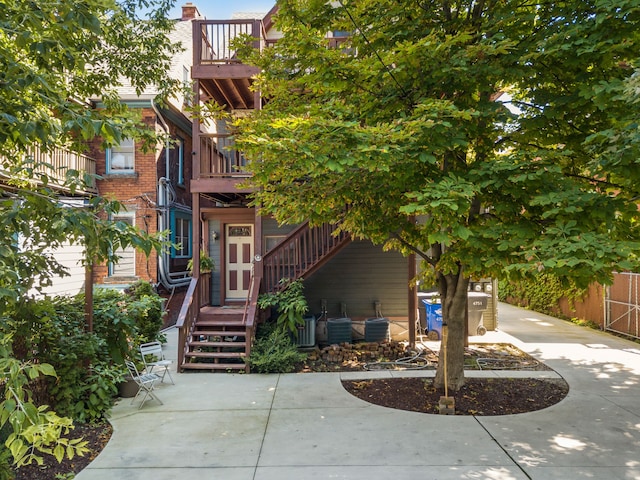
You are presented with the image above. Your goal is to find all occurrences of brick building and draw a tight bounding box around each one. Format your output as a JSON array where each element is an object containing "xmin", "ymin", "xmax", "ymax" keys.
[{"xmin": 90, "ymin": 4, "xmax": 202, "ymax": 296}]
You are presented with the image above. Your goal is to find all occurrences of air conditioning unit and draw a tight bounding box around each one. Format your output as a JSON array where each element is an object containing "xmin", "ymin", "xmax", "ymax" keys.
[{"xmin": 296, "ymin": 315, "xmax": 316, "ymax": 347}]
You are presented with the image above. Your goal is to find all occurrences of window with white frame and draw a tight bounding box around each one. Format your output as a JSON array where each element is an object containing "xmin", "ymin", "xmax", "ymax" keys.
[
  {"xmin": 107, "ymin": 138, "xmax": 135, "ymax": 173},
  {"xmin": 183, "ymin": 66, "xmax": 192, "ymax": 107},
  {"xmin": 171, "ymin": 211, "xmax": 191, "ymax": 258}
]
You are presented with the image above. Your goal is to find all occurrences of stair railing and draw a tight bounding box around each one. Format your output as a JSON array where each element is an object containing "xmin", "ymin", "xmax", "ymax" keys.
[
  {"xmin": 176, "ymin": 276, "xmax": 198, "ymax": 369},
  {"xmin": 262, "ymin": 222, "xmax": 350, "ymax": 293},
  {"xmin": 242, "ymin": 271, "xmax": 261, "ymax": 366},
  {"xmin": 175, "ymin": 272, "xmax": 211, "ymax": 368}
]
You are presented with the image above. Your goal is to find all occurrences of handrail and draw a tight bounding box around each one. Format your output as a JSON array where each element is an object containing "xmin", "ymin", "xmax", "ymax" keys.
[
  {"xmin": 175, "ymin": 272, "xmax": 210, "ymax": 368},
  {"xmin": 262, "ymin": 222, "xmax": 350, "ymax": 293},
  {"xmin": 242, "ymin": 272, "xmax": 261, "ymax": 363},
  {"xmin": 199, "ymin": 134, "xmax": 249, "ymax": 177},
  {"xmin": 176, "ymin": 276, "xmax": 198, "ymax": 368}
]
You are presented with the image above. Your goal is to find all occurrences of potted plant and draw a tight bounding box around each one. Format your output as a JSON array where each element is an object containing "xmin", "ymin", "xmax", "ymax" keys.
[
  {"xmin": 187, "ymin": 249, "xmax": 215, "ymax": 274},
  {"xmin": 115, "ymin": 364, "xmax": 139, "ymax": 398}
]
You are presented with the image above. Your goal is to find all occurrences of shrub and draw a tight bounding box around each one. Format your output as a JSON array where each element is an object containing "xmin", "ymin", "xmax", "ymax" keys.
[
  {"xmin": 90, "ymin": 289, "xmax": 138, "ymax": 365},
  {"xmin": 125, "ymin": 279, "xmax": 156, "ymax": 298},
  {"xmin": 246, "ymin": 323, "xmax": 306, "ymax": 373},
  {"xmin": 499, "ymin": 273, "xmax": 585, "ymax": 315},
  {"xmin": 0, "ymin": 282, "xmax": 167, "ymax": 428},
  {"xmin": 0, "ymin": 425, "xmax": 15, "ymax": 480},
  {"xmin": 257, "ymin": 278, "xmax": 309, "ymax": 334},
  {"xmin": 125, "ymin": 283, "xmax": 166, "ymax": 345}
]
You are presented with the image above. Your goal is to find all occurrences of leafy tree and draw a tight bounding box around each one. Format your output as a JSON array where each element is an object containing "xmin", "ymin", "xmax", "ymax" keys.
[
  {"xmin": 235, "ymin": 0, "xmax": 640, "ymax": 391},
  {"xmin": 0, "ymin": 0, "xmax": 178, "ymax": 467}
]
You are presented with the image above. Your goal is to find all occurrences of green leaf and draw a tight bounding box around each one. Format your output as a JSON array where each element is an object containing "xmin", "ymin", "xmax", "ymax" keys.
[{"xmin": 54, "ymin": 444, "xmax": 65, "ymax": 463}]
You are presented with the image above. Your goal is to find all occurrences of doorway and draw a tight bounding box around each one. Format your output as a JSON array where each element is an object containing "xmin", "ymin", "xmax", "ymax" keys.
[{"xmin": 225, "ymin": 224, "xmax": 253, "ymax": 300}]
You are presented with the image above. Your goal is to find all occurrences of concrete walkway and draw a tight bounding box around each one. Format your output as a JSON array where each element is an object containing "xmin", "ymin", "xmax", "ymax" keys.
[{"xmin": 76, "ymin": 303, "xmax": 640, "ymax": 480}]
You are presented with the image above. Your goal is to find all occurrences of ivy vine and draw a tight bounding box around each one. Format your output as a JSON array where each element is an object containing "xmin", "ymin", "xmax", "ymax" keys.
[{"xmin": 498, "ymin": 273, "xmax": 586, "ymax": 316}]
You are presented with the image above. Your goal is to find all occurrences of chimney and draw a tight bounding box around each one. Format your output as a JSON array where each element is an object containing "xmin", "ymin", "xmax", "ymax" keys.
[{"xmin": 181, "ymin": 3, "xmax": 201, "ymax": 20}]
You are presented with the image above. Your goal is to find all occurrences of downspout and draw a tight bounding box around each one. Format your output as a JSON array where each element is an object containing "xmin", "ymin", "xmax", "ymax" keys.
[
  {"xmin": 152, "ymin": 98, "xmax": 171, "ymax": 186},
  {"xmin": 152, "ymin": 98, "xmax": 191, "ymax": 290}
]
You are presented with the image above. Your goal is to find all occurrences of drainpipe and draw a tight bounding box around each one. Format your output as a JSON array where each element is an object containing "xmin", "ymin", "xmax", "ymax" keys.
[
  {"xmin": 152, "ymin": 99, "xmax": 191, "ymax": 290},
  {"xmin": 151, "ymin": 98, "xmax": 171, "ymax": 182}
]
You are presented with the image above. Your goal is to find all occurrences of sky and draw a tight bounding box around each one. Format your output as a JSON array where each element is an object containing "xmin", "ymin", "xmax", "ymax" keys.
[{"xmin": 169, "ymin": 1, "xmax": 276, "ymax": 20}]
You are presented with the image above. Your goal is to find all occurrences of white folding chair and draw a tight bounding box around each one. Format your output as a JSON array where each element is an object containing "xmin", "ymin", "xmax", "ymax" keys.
[
  {"xmin": 125, "ymin": 360, "xmax": 163, "ymax": 409},
  {"xmin": 139, "ymin": 341, "xmax": 174, "ymax": 384}
]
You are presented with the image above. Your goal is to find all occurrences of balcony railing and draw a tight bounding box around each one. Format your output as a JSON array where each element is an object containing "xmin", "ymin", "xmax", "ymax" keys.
[
  {"xmin": 199, "ymin": 134, "xmax": 249, "ymax": 178},
  {"xmin": 1, "ymin": 145, "xmax": 97, "ymax": 194},
  {"xmin": 195, "ymin": 19, "xmax": 266, "ymax": 65}
]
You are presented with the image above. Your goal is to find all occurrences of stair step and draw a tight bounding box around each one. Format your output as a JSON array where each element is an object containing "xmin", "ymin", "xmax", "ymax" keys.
[
  {"xmin": 191, "ymin": 330, "xmax": 246, "ymax": 336},
  {"xmin": 193, "ymin": 322, "xmax": 247, "ymax": 333},
  {"xmin": 186, "ymin": 351, "xmax": 246, "ymax": 359},
  {"xmin": 181, "ymin": 362, "xmax": 247, "ymax": 371},
  {"xmin": 188, "ymin": 341, "xmax": 247, "ymax": 348},
  {"xmin": 196, "ymin": 315, "xmax": 244, "ymax": 327}
]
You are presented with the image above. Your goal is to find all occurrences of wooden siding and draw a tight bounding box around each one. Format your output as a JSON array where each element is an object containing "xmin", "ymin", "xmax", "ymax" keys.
[
  {"xmin": 262, "ymin": 217, "xmax": 298, "ymax": 250},
  {"xmin": 28, "ymin": 241, "xmax": 85, "ymax": 298},
  {"xmin": 303, "ymin": 240, "xmax": 408, "ymax": 319}
]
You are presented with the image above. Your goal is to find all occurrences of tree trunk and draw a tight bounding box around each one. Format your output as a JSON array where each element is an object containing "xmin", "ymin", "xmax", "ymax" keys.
[
  {"xmin": 84, "ymin": 263, "xmax": 93, "ymax": 333},
  {"xmin": 433, "ymin": 269, "xmax": 469, "ymax": 392}
]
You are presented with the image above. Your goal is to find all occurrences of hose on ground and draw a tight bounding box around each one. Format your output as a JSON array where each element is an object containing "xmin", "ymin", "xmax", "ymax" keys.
[
  {"xmin": 476, "ymin": 357, "xmax": 540, "ymax": 370},
  {"xmin": 364, "ymin": 345, "xmax": 435, "ymax": 371}
]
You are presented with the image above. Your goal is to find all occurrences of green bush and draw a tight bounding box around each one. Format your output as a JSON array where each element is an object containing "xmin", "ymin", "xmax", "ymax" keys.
[
  {"xmin": 0, "ymin": 424, "xmax": 15, "ymax": 480},
  {"xmin": 126, "ymin": 284, "xmax": 166, "ymax": 345},
  {"xmin": 125, "ymin": 279, "xmax": 156, "ymax": 298},
  {"xmin": 0, "ymin": 282, "xmax": 166, "ymax": 427},
  {"xmin": 246, "ymin": 323, "xmax": 306, "ymax": 373},
  {"xmin": 89, "ymin": 289, "xmax": 138, "ymax": 365},
  {"xmin": 74, "ymin": 363, "xmax": 123, "ymax": 423},
  {"xmin": 258, "ymin": 278, "xmax": 309, "ymax": 334},
  {"xmin": 499, "ymin": 273, "xmax": 585, "ymax": 315}
]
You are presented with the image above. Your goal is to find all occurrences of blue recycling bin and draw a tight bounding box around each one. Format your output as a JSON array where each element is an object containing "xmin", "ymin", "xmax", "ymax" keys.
[
  {"xmin": 421, "ymin": 297, "xmax": 443, "ymax": 341},
  {"xmin": 419, "ymin": 292, "xmax": 489, "ymax": 340}
]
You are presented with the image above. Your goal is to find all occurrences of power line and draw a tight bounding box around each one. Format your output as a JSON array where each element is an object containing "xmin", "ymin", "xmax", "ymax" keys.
[{"xmin": 337, "ymin": 0, "xmax": 413, "ymax": 104}]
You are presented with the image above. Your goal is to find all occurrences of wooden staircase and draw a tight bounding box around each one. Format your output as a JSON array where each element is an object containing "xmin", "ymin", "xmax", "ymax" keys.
[
  {"xmin": 262, "ymin": 222, "xmax": 351, "ymax": 293},
  {"xmin": 181, "ymin": 306, "xmax": 248, "ymax": 372},
  {"xmin": 177, "ymin": 222, "xmax": 350, "ymax": 373}
]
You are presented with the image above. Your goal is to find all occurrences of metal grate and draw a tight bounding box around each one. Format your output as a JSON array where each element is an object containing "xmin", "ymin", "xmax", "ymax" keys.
[{"xmin": 296, "ymin": 316, "xmax": 316, "ymax": 347}]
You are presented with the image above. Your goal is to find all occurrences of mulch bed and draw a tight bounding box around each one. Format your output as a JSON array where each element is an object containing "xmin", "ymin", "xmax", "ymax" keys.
[{"xmin": 342, "ymin": 377, "xmax": 569, "ymax": 415}]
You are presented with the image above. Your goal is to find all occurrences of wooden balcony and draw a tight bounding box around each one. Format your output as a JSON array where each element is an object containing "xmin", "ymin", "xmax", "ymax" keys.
[
  {"xmin": 1, "ymin": 145, "xmax": 97, "ymax": 195},
  {"xmin": 192, "ymin": 19, "xmax": 267, "ymax": 111},
  {"xmin": 190, "ymin": 133, "xmax": 254, "ymax": 195}
]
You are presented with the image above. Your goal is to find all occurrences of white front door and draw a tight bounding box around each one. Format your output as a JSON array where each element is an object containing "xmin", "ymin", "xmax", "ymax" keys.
[{"xmin": 225, "ymin": 224, "xmax": 253, "ymax": 300}]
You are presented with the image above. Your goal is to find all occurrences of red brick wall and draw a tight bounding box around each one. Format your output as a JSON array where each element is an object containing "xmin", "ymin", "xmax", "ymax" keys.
[
  {"xmin": 89, "ymin": 107, "xmax": 193, "ymax": 287},
  {"xmin": 91, "ymin": 108, "xmax": 160, "ymax": 285}
]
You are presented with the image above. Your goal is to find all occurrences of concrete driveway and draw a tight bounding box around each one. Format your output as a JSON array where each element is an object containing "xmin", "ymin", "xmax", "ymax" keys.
[{"xmin": 76, "ymin": 302, "xmax": 640, "ymax": 480}]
